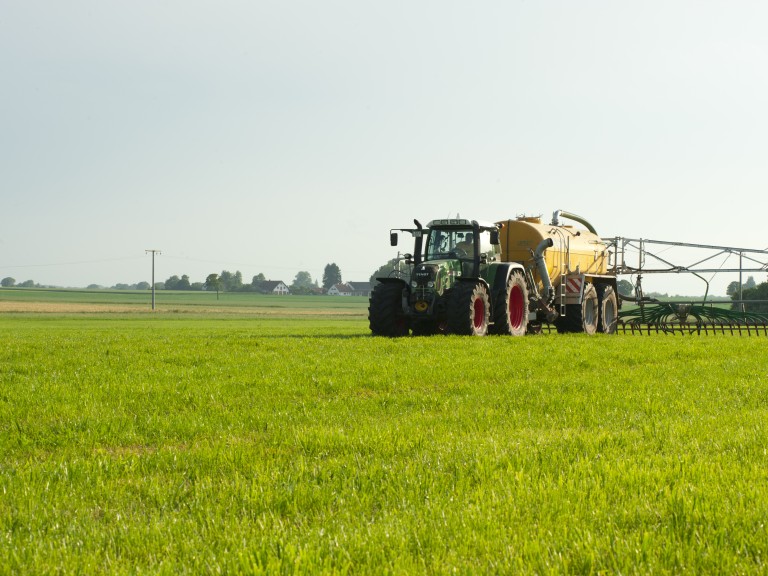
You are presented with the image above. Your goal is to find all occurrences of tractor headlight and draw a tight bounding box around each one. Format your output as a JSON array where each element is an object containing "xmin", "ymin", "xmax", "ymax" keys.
[
  {"xmin": 411, "ymin": 281, "xmax": 418, "ymax": 288},
  {"xmin": 427, "ymin": 281, "xmax": 434, "ymax": 288}
]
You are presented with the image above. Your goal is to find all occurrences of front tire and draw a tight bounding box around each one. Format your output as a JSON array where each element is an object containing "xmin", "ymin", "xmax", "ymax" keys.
[
  {"xmin": 448, "ymin": 282, "xmax": 489, "ymax": 336},
  {"xmin": 491, "ymin": 271, "xmax": 528, "ymax": 336},
  {"xmin": 369, "ymin": 282, "xmax": 409, "ymax": 337}
]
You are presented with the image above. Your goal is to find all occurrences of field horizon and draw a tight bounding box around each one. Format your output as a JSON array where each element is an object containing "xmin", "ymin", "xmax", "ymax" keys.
[{"xmin": 0, "ymin": 287, "xmax": 370, "ymax": 317}]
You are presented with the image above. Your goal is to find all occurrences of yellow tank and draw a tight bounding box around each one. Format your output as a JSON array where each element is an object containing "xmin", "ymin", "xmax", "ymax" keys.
[{"xmin": 496, "ymin": 215, "xmax": 609, "ymax": 293}]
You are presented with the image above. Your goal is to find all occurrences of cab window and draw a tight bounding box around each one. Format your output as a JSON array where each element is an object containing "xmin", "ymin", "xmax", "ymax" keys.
[{"xmin": 426, "ymin": 229, "xmax": 473, "ymax": 260}]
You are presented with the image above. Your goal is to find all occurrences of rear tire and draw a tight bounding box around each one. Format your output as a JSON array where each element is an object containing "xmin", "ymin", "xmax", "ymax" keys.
[
  {"xmin": 369, "ymin": 282, "xmax": 409, "ymax": 337},
  {"xmin": 491, "ymin": 271, "xmax": 528, "ymax": 336},
  {"xmin": 448, "ymin": 282, "xmax": 489, "ymax": 336},
  {"xmin": 555, "ymin": 282, "xmax": 599, "ymax": 335},
  {"xmin": 597, "ymin": 285, "xmax": 618, "ymax": 334}
]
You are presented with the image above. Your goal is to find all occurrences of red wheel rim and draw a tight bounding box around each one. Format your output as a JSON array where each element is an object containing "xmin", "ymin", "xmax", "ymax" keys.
[
  {"xmin": 473, "ymin": 297, "xmax": 485, "ymax": 330},
  {"xmin": 509, "ymin": 285, "xmax": 524, "ymax": 329}
]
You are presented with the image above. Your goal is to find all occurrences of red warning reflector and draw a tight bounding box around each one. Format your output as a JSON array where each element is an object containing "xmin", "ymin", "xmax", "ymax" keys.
[{"xmin": 566, "ymin": 277, "xmax": 583, "ymax": 293}]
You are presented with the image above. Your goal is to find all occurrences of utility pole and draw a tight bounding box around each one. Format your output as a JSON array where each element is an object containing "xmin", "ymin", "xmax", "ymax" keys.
[{"xmin": 145, "ymin": 249, "xmax": 162, "ymax": 310}]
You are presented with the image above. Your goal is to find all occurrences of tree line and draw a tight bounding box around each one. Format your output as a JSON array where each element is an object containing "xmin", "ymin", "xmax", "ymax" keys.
[
  {"xmin": 200, "ymin": 263, "xmax": 344, "ymax": 295},
  {"xmin": 0, "ymin": 263, "xmax": 347, "ymax": 294}
]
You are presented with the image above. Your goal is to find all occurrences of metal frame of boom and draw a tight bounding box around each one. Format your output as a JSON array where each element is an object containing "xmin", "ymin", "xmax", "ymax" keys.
[
  {"xmin": 608, "ymin": 237, "xmax": 768, "ymax": 302},
  {"xmin": 607, "ymin": 237, "xmax": 768, "ymax": 332}
]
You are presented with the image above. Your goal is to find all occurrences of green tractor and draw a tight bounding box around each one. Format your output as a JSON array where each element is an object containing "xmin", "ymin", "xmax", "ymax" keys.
[{"xmin": 369, "ymin": 218, "xmax": 529, "ymax": 336}]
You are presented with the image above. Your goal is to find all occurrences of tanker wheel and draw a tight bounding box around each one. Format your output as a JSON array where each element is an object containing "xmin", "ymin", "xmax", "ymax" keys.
[
  {"xmin": 368, "ymin": 282, "xmax": 409, "ymax": 337},
  {"xmin": 597, "ymin": 284, "xmax": 618, "ymax": 334},
  {"xmin": 554, "ymin": 282, "xmax": 599, "ymax": 335},
  {"xmin": 580, "ymin": 283, "xmax": 599, "ymax": 335},
  {"xmin": 490, "ymin": 271, "xmax": 528, "ymax": 336},
  {"xmin": 447, "ymin": 282, "xmax": 489, "ymax": 336}
]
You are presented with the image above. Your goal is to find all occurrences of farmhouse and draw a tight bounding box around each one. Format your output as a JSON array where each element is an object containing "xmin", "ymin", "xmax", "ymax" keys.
[
  {"xmin": 256, "ymin": 280, "xmax": 290, "ymax": 295},
  {"xmin": 327, "ymin": 282, "xmax": 372, "ymax": 297},
  {"xmin": 327, "ymin": 283, "xmax": 353, "ymax": 296}
]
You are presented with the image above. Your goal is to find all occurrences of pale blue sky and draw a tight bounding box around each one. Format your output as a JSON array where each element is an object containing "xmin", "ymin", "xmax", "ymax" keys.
[{"xmin": 2, "ymin": 1, "xmax": 767, "ymax": 295}]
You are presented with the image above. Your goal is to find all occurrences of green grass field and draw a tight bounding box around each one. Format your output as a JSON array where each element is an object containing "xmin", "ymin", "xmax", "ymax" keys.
[
  {"xmin": 1, "ymin": 289, "xmax": 767, "ymax": 574},
  {"xmin": 0, "ymin": 287, "xmax": 368, "ymax": 316}
]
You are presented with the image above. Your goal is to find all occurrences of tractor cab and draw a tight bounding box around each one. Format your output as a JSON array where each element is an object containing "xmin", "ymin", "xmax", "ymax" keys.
[
  {"xmin": 388, "ymin": 218, "xmax": 501, "ymax": 289},
  {"xmin": 423, "ymin": 219, "xmax": 500, "ymax": 274}
]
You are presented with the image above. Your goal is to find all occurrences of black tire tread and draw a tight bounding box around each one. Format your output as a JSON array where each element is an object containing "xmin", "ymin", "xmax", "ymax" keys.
[
  {"xmin": 555, "ymin": 282, "xmax": 598, "ymax": 334},
  {"xmin": 490, "ymin": 271, "xmax": 528, "ymax": 336},
  {"xmin": 447, "ymin": 282, "xmax": 489, "ymax": 336},
  {"xmin": 368, "ymin": 282, "xmax": 408, "ymax": 336},
  {"xmin": 596, "ymin": 284, "xmax": 618, "ymax": 334}
]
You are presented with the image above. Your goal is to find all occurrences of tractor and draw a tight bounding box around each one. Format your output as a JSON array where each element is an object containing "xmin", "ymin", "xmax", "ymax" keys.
[{"xmin": 368, "ymin": 218, "xmax": 528, "ymax": 336}]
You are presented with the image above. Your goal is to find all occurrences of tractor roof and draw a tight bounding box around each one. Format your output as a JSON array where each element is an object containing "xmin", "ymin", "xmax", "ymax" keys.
[{"xmin": 426, "ymin": 218, "xmax": 498, "ymax": 230}]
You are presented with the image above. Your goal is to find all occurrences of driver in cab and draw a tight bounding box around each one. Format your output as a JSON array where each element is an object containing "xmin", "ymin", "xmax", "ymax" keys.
[{"xmin": 454, "ymin": 232, "xmax": 473, "ymax": 256}]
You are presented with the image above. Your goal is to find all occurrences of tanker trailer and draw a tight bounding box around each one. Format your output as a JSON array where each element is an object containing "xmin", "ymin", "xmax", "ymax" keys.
[{"xmin": 496, "ymin": 210, "xmax": 618, "ymax": 334}]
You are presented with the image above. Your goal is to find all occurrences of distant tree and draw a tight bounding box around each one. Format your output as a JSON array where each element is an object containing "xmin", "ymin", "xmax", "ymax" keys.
[
  {"xmin": 87, "ymin": 284, "xmax": 103, "ymax": 290},
  {"xmin": 617, "ymin": 279, "xmax": 634, "ymax": 297},
  {"xmin": 1, "ymin": 277, "xmax": 16, "ymax": 287},
  {"xmin": 177, "ymin": 275, "xmax": 191, "ymax": 290},
  {"xmin": 190, "ymin": 282, "xmax": 204, "ymax": 291},
  {"xmin": 136, "ymin": 281, "xmax": 150, "ymax": 290},
  {"xmin": 165, "ymin": 275, "xmax": 181, "ymax": 290},
  {"xmin": 232, "ymin": 271, "xmax": 243, "ymax": 291},
  {"xmin": 252, "ymin": 273, "xmax": 266, "ymax": 288},
  {"xmin": 219, "ymin": 270, "xmax": 234, "ymax": 291},
  {"xmin": 727, "ymin": 276, "xmax": 760, "ymax": 299},
  {"xmin": 731, "ymin": 279, "xmax": 768, "ymax": 313},
  {"xmin": 113, "ymin": 283, "xmax": 131, "ymax": 290},
  {"xmin": 205, "ymin": 273, "xmax": 221, "ymax": 299},
  {"xmin": 291, "ymin": 271, "xmax": 314, "ymax": 295},
  {"xmin": 247, "ymin": 273, "xmax": 267, "ymax": 293},
  {"xmin": 322, "ymin": 263, "xmax": 342, "ymax": 291},
  {"xmin": 19, "ymin": 280, "xmax": 35, "ymax": 288}
]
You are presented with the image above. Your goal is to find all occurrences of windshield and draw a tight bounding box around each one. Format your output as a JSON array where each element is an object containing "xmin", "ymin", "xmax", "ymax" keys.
[
  {"xmin": 425, "ymin": 228, "xmax": 474, "ymax": 260},
  {"xmin": 424, "ymin": 228, "xmax": 499, "ymax": 261}
]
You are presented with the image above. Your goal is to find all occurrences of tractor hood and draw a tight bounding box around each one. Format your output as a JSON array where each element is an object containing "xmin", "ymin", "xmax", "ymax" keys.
[{"xmin": 412, "ymin": 259, "xmax": 464, "ymax": 295}]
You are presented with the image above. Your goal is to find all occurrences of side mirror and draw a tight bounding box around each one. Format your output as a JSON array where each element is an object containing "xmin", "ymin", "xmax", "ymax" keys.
[
  {"xmin": 390, "ymin": 232, "xmax": 398, "ymax": 247},
  {"xmin": 403, "ymin": 253, "xmax": 413, "ymax": 264},
  {"xmin": 490, "ymin": 230, "xmax": 500, "ymax": 245}
]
